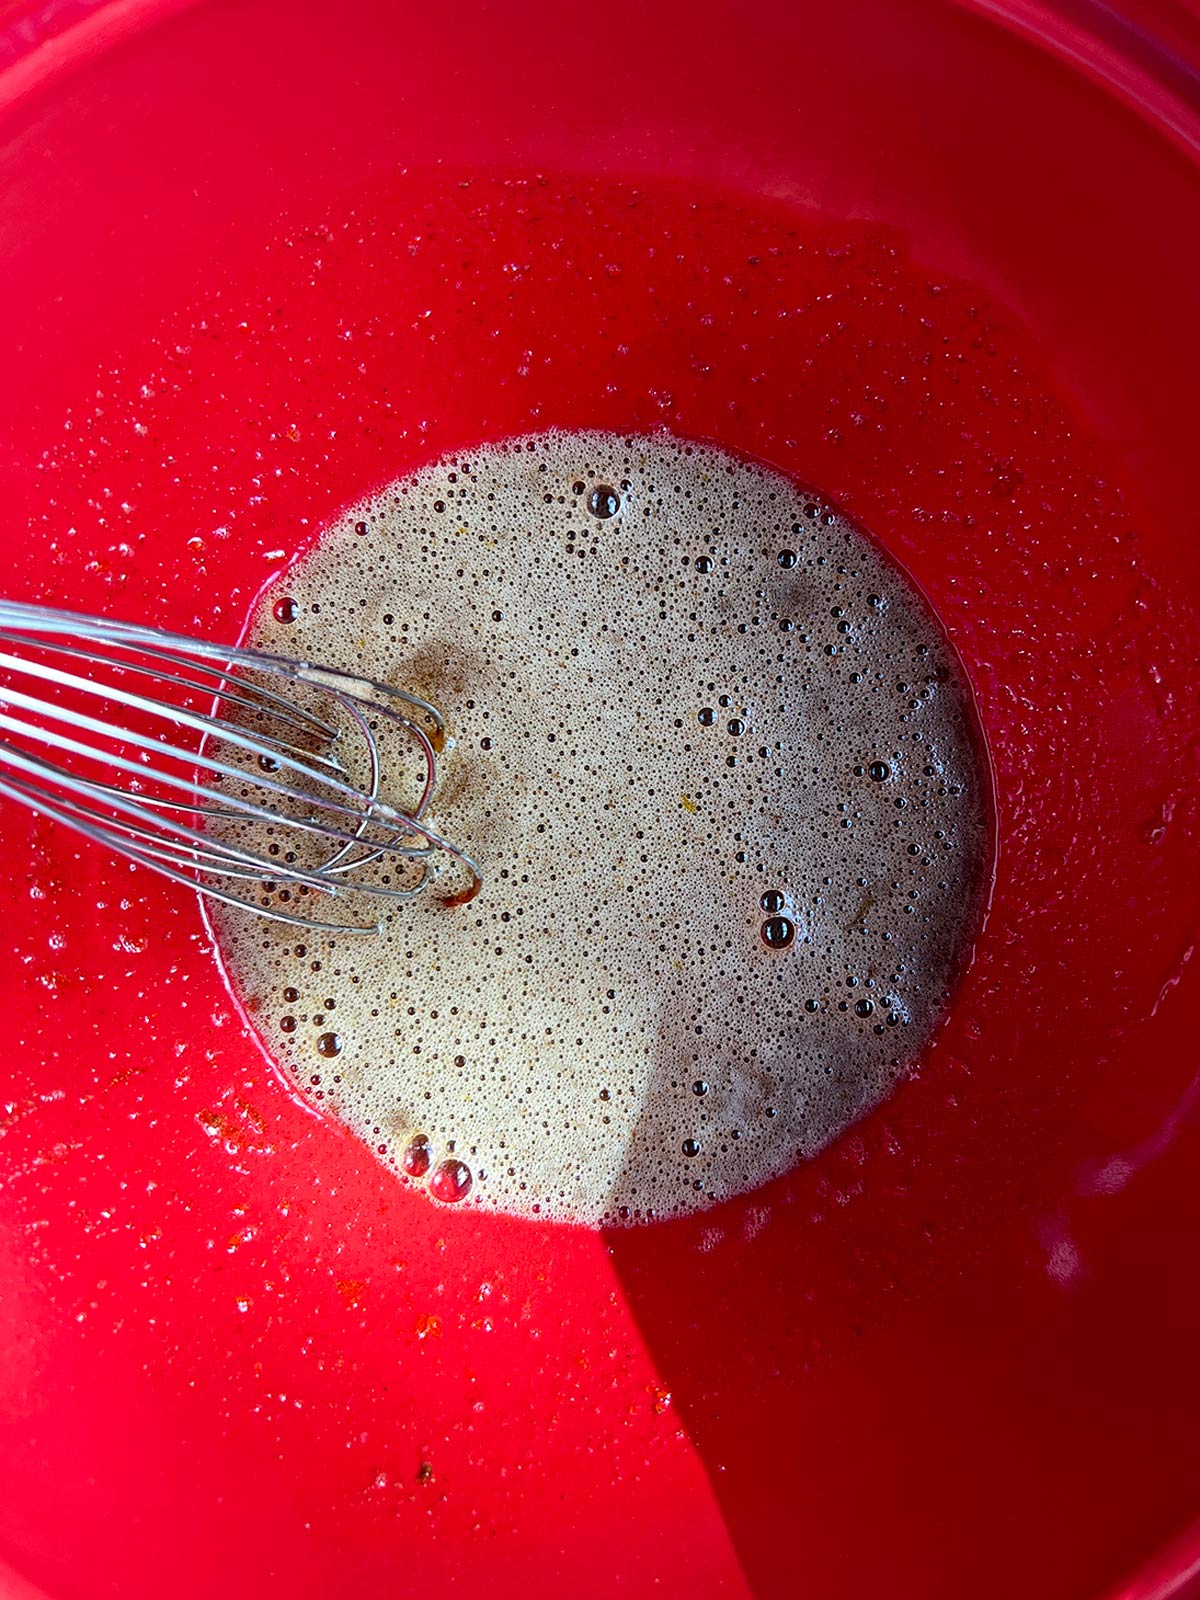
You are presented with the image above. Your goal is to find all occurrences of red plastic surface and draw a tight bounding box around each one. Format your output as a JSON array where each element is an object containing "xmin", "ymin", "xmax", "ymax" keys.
[{"xmin": 0, "ymin": 3, "xmax": 1199, "ymax": 1598}]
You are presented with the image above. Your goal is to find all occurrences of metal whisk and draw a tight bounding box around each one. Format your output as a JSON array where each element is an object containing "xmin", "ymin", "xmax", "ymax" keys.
[{"xmin": 0, "ymin": 599, "xmax": 480, "ymax": 933}]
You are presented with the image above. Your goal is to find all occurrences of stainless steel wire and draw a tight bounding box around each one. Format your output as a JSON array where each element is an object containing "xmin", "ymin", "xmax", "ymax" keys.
[{"xmin": 0, "ymin": 600, "xmax": 481, "ymax": 933}]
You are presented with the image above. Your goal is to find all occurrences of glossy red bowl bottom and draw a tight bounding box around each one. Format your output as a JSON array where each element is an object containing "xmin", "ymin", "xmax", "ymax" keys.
[{"xmin": 1, "ymin": 3, "xmax": 1199, "ymax": 1598}]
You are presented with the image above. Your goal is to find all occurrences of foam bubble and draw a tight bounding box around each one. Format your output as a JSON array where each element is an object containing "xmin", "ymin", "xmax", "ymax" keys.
[{"xmin": 211, "ymin": 430, "xmax": 989, "ymax": 1225}]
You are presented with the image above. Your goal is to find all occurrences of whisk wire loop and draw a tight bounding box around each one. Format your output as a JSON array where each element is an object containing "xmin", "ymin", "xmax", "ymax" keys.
[{"xmin": 0, "ymin": 599, "xmax": 480, "ymax": 932}]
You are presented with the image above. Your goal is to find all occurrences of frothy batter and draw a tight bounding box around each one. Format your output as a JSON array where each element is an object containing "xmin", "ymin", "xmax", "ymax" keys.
[{"xmin": 211, "ymin": 430, "xmax": 989, "ymax": 1224}]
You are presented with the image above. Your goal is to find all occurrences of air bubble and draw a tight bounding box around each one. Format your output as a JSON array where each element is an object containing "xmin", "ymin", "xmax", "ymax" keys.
[
  {"xmin": 429, "ymin": 1158, "xmax": 473, "ymax": 1204},
  {"xmin": 403, "ymin": 1134, "xmax": 432, "ymax": 1177},
  {"xmin": 588, "ymin": 485, "xmax": 620, "ymax": 519}
]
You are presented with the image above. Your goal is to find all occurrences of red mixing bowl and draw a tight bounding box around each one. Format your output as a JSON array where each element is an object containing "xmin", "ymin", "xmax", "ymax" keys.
[{"xmin": 1, "ymin": 1, "xmax": 1199, "ymax": 1596}]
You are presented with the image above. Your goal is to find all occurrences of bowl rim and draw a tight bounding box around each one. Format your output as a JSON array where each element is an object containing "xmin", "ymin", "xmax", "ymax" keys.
[
  {"xmin": 2, "ymin": 0, "xmax": 1198, "ymax": 153},
  {"xmin": 1, "ymin": 4, "xmax": 1198, "ymax": 1598}
]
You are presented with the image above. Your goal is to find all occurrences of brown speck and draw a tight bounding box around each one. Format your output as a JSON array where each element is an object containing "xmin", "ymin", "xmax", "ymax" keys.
[
  {"xmin": 845, "ymin": 891, "xmax": 876, "ymax": 929},
  {"xmin": 405, "ymin": 638, "xmax": 478, "ymax": 701},
  {"xmin": 431, "ymin": 750, "xmax": 472, "ymax": 813}
]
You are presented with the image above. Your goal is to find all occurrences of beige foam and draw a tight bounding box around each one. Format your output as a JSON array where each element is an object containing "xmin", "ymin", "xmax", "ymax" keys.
[{"xmin": 211, "ymin": 430, "xmax": 989, "ymax": 1225}]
